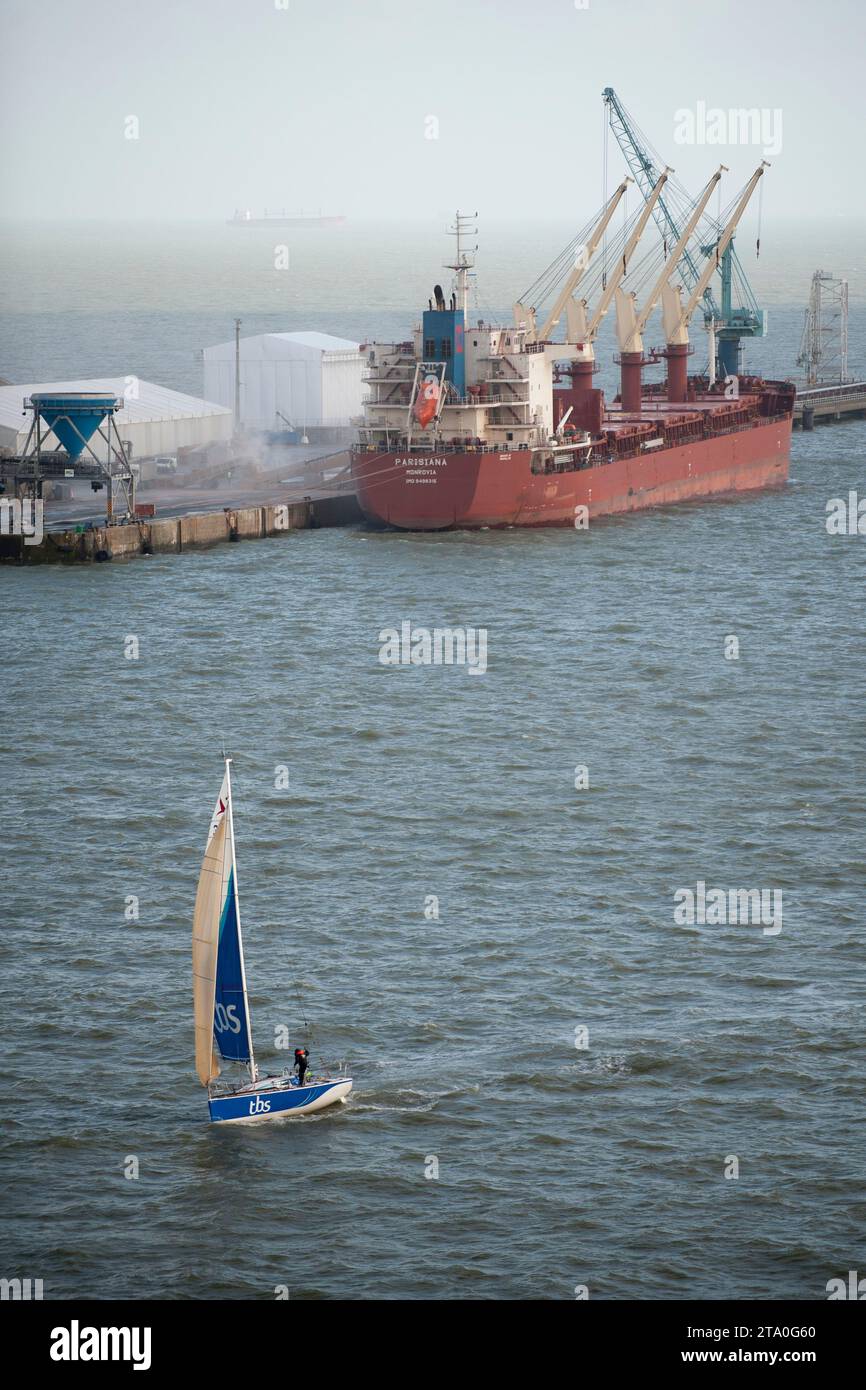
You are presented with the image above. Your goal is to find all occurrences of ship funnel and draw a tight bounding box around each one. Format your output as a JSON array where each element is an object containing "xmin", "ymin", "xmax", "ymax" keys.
[{"xmin": 29, "ymin": 392, "xmax": 120, "ymax": 460}]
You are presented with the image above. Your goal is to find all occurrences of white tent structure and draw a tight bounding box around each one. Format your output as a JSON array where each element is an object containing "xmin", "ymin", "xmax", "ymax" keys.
[
  {"xmin": 0, "ymin": 378, "xmax": 232, "ymax": 459},
  {"xmin": 202, "ymin": 331, "xmax": 364, "ymax": 432}
]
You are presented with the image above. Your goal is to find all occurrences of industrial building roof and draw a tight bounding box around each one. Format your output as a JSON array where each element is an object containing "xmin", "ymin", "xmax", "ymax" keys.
[
  {"xmin": 272, "ymin": 331, "xmax": 360, "ymax": 352},
  {"xmin": 0, "ymin": 377, "xmax": 234, "ymax": 458},
  {"xmin": 0, "ymin": 378, "xmax": 230, "ymax": 433},
  {"xmin": 203, "ymin": 331, "xmax": 360, "ymax": 357}
]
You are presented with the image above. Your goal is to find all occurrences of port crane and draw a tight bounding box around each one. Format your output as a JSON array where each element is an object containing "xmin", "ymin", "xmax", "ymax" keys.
[
  {"xmin": 569, "ymin": 168, "xmax": 671, "ymax": 345},
  {"xmin": 614, "ymin": 166, "xmax": 725, "ymax": 410},
  {"xmin": 602, "ymin": 87, "xmax": 765, "ymax": 378},
  {"xmin": 660, "ymin": 163, "xmax": 768, "ymax": 401},
  {"xmin": 513, "ymin": 177, "xmax": 633, "ymax": 342},
  {"xmin": 529, "ymin": 169, "xmax": 671, "ymax": 434},
  {"xmin": 515, "ymin": 168, "xmax": 669, "ymax": 346},
  {"xmin": 546, "ymin": 169, "xmax": 672, "ymax": 424}
]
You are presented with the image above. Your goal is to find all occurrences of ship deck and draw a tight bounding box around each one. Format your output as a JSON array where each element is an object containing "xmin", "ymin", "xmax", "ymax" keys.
[
  {"xmin": 353, "ymin": 382, "xmax": 793, "ymax": 461},
  {"xmin": 602, "ymin": 394, "xmax": 764, "ymax": 430}
]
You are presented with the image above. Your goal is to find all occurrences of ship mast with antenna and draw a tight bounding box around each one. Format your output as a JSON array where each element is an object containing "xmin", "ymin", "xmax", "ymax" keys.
[{"xmin": 446, "ymin": 210, "xmax": 478, "ymax": 317}]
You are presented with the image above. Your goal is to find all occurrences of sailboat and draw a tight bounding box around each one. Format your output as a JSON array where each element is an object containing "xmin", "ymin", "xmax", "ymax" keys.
[{"xmin": 192, "ymin": 757, "xmax": 353, "ymax": 1123}]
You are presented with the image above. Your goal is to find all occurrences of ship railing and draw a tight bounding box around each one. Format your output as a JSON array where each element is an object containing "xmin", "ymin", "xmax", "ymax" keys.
[
  {"xmin": 363, "ymin": 366, "xmax": 417, "ymax": 375},
  {"xmin": 362, "ymin": 392, "xmax": 532, "ymax": 410},
  {"xmin": 363, "ymin": 379, "xmax": 414, "ymax": 389},
  {"xmin": 794, "ymin": 384, "xmax": 866, "ymax": 407},
  {"xmin": 354, "ymin": 438, "xmax": 535, "ymax": 455},
  {"xmin": 363, "ymin": 367, "xmax": 417, "ymax": 379},
  {"xmin": 415, "ymin": 392, "xmax": 531, "ymax": 409}
]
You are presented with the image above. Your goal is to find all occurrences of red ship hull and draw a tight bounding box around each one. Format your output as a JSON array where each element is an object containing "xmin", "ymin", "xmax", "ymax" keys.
[{"xmin": 352, "ymin": 416, "xmax": 791, "ymax": 530}]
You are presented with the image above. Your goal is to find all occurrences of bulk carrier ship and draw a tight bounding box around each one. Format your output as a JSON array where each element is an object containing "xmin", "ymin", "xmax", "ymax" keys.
[{"xmin": 351, "ymin": 160, "xmax": 794, "ymax": 530}]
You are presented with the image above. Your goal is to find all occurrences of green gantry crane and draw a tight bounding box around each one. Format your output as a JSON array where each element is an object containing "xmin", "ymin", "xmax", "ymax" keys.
[{"xmin": 602, "ymin": 87, "xmax": 765, "ymax": 377}]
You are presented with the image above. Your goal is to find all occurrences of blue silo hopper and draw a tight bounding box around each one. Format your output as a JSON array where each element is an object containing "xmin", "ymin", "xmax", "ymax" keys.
[{"xmin": 30, "ymin": 392, "xmax": 121, "ymax": 460}]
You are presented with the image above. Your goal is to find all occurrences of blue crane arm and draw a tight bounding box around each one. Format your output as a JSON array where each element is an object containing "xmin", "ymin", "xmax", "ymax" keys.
[{"xmin": 602, "ymin": 87, "xmax": 720, "ymax": 321}]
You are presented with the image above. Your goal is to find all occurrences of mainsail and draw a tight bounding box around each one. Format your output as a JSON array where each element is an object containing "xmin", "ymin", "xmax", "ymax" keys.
[{"xmin": 192, "ymin": 765, "xmax": 255, "ymax": 1086}]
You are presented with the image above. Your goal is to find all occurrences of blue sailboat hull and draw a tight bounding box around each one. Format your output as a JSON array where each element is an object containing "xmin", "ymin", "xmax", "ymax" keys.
[{"xmin": 208, "ymin": 1077, "xmax": 352, "ymax": 1124}]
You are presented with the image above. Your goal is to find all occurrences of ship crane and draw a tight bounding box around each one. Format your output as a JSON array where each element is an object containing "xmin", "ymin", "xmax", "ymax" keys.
[
  {"xmin": 551, "ymin": 168, "xmax": 671, "ymax": 429},
  {"xmin": 614, "ymin": 166, "xmax": 726, "ymax": 411},
  {"xmin": 513, "ymin": 177, "xmax": 632, "ymax": 343},
  {"xmin": 660, "ymin": 163, "xmax": 768, "ymax": 402},
  {"xmin": 574, "ymin": 168, "xmax": 671, "ymax": 343},
  {"xmin": 603, "ymin": 87, "xmax": 765, "ymax": 378}
]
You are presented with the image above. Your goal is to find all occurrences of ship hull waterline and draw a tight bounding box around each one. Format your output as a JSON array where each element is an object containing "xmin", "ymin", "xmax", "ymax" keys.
[{"xmin": 352, "ymin": 417, "xmax": 791, "ymax": 530}]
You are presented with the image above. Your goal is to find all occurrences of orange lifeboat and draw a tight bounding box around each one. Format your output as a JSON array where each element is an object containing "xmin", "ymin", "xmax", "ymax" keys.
[{"xmin": 414, "ymin": 373, "xmax": 440, "ymax": 428}]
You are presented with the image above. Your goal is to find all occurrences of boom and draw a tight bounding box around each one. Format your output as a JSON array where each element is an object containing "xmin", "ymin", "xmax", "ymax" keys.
[
  {"xmin": 528, "ymin": 178, "xmax": 631, "ymax": 342},
  {"xmin": 584, "ymin": 168, "xmax": 670, "ymax": 339},
  {"xmin": 603, "ymin": 87, "xmax": 719, "ymax": 320},
  {"xmin": 662, "ymin": 163, "xmax": 768, "ymax": 345},
  {"xmin": 614, "ymin": 166, "xmax": 725, "ymax": 354},
  {"xmin": 603, "ymin": 86, "xmax": 765, "ymax": 375}
]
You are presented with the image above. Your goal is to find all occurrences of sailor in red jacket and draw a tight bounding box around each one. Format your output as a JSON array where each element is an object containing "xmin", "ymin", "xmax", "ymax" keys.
[{"xmin": 293, "ymin": 1047, "xmax": 309, "ymax": 1087}]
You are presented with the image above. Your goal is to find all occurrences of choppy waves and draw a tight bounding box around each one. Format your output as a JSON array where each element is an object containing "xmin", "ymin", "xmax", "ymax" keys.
[{"xmin": 2, "ymin": 426, "xmax": 865, "ymax": 1298}]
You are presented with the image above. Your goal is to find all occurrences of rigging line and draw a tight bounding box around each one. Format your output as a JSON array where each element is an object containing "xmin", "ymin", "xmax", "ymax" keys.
[
  {"xmin": 293, "ymin": 975, "xmax": 309, "ymax": 1032},
  {"xmin": 756, "ymin": 176, "xmax": 763, "ymax": 259},
  {"xmin": 227, "ymin": 752, "xmax": 311, "ymax": 1041},
  {"xmin": 602, "ymin": 103, "xmax": 609, "ymax": 291},
  {"xmin": 521, "ymin": 220, "xmax": 597, "ymax": 303},
  {"xmin": 583, "ymin": 227, "xmax": 664, "ymax": 298},
  {"xmin": 522, "ymin": 233, "xmax": 579, "ymax": 296}
]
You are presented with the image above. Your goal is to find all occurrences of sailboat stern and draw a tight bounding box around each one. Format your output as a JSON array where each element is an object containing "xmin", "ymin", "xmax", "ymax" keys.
[{"xmin": 207, "ymin": 1076, "xmax": 353, "ymax": 1124}]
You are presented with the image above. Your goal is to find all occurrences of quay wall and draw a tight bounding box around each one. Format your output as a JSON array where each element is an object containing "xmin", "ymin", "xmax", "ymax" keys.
[{"xmin": 0, "ymin": 499, "xmax": 347, "ymax": 565}]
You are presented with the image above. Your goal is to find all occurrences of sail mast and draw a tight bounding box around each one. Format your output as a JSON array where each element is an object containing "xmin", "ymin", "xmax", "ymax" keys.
[{"xmin": 224, "ymin": 756, "xmax": 257, "ymax": 1081}]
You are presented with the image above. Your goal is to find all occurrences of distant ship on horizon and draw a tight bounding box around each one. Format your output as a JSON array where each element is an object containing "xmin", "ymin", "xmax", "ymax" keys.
[{"xmin": 227, "ymin": 208, "xmax": 346, "ymax": 228}]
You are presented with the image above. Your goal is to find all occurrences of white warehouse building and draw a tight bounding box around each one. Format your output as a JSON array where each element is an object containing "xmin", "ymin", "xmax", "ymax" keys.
[
  {"xmin": 0, "ymin": 378, "xmax": 232, "ymax": 458},
  {"xmin": 202, "ymin": 331, "xmax": 364, "ymax": 432}
]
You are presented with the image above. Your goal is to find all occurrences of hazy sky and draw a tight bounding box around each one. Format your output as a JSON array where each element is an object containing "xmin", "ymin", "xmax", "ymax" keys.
[{"xmin": 2, "ymin": 0, "xmax": 864, "ymax": 223}]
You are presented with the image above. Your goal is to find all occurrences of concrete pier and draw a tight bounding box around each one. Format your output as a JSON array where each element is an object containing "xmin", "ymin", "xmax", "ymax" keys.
[
  {"xmin": 793, "ymin": 382, "xmax": 866, "ymax": 429},
  {"xmin": 0, "ymin": 493, "xmax": 361, "ymax": 565}
]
